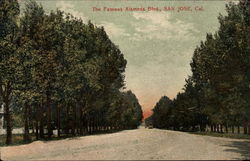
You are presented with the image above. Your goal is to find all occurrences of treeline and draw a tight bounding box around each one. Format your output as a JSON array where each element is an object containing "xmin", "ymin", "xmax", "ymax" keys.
[
  {"xmin": 148, "ymin": 0, "xmax": 250, "ymax": 134},
  {"xmin": 0, "ymin": 0, "xmax": 143, "ymax": 145}
]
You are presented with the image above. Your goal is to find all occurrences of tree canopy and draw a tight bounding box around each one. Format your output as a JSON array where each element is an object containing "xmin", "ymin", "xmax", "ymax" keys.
[
  {"xmin": 149, "ymin": 0, "xmax": 250, "ymax": 134},
  {"xmin": 0, "ymin": 0, "xmax": 142, "ymax": 145}
]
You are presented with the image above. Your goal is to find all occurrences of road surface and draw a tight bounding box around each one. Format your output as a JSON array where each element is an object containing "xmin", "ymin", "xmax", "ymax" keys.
[{"xmin": 1, "ymin": 128, "xmax": 250, "ymax": 160}]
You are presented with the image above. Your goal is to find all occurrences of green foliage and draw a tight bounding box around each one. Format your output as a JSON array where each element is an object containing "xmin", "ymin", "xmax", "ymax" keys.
[
  {"xmin": 151, "ymin": 0, "xmax": 250, "ymax": 133},
  {"xmin": 191, "ymin": 0, "xmax": 250, "ymax": 128},
  {"xmin": 0, "ymin": 0, "xmax": 21, "ymax": 145},
  {"xmin": 152, "ymin": 96, "xmax": 172, "ymax": 129},
  {"xmin": 0, "ymin": 0, "xmax": 142, "ymax": 144},
  {"xmin": 107, "ymin": 90, "xmax": 143, "ymax": 129},
  {"xmin": 151, "ymin": 78, "xmax": 205, "ymax": 131}
]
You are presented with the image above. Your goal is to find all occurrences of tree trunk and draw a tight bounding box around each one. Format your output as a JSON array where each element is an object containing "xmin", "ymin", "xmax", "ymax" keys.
[
  {"xmin": 46, "ymin": 91, "xmax": 52, "ymax": 138},
  {"xmin": 93, "ymin": 117, "xmax": 96, "ymax": 133},
  {"xmin": 248, "ymin": 123, "xmax": 250, "ymax": 135},
  {"xmin": 5, "ymin": 98, "xmax": 12, "ymax": 144},
  {"xmin": 87, "ymin": 118, "xmax": 90, "ymax": 134},
  {"xmin": 75, "ymin": 104, "xmax": 78, "ymax": 135},
  {"xmin": 0, "ymin": 82, "xmax": 13, "ymax": 145},
  {"xmin": 66, "ymin": 104, "xmax": 70, "ymax": 135},
  {"xmin": 71, "ymin": 105, "xmax": 76, "ymax": 136},
  {"xmin": 39, "ymin": 118, "xmax": 44, "ymax": 139},
  {"xmin": 23, "ymin": 102, "xmax": 31, "ymax": 142},
  {"xmin": 77, "ymin": 104, "xmax": 81, "ymax": 135},
  {"xmin": 57, "ymin": 104, "xmax": 61, "ymax": 137},
  {"xmin": 210, "ymin": 125, "xmax": 213, "ymax": 132},
  {"xmin": 220, "ymin": 124, "xmax": 223, "ymax": 133},
  {"xmin": 80, "ymin": 107, "xmax": 83, "ymax": 135},
  {"xmin": 237, "ymin": 125, "xmax": 240, "ymax": 134},
  {"xmin": 232, "ymin": 125, "xmax": 235, "ymax": 134},
  {"xmin": 35, "ymin": 120, "xmax": 39, "ymax": 140},
  {"xmin": 244, "ymin": 125, "xmax": 247, "ymax": 134},
  {"xmin": 216, "ymin": 124, "xmax": 219, "ymax": 133},
  {"xmin": 90, "ymin": 120, "xmax": 93, "ymax": 134},
  {"xmin": 94, "ymin": 117, "xmax": 96, "ymax": 133},
  {"xmin": 39, "ymin": 103, "xmax": 44, "ymax": 139},
  {"xmin": 225, "ymin": 124, "xmax": 228, "ymax": 133},
  {"xmin": 89, "ymin": 120, "xmax": 92, "ymax": 134},
  {"xmin": 32, "ymin": 122, "xmax": 35, "ymax": 134}
]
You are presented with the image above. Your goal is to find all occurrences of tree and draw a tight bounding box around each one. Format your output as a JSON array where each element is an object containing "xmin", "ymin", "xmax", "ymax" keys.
[
  {"xmin": 0, "ymin": 0, "xmax": 141, "ymax": 145},
  {"xmin": 0, "ymin": 0, "xmax": 20, "ymax": 144},
  {"xmin": 190, "ymin": 0, "xmax": 250, "ymax": 133},
  {"xmin": 152, "ymin": 96, "xmax": 172, "ymax": 129}
]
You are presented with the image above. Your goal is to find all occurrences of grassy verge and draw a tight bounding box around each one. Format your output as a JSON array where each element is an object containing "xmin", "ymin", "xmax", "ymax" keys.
[
  {"xmin": 190, "ymin": 131, "xmax": 250, "ymax": 140},
  {"xmin": 0, "ymin": 129, "xmax": 124, "ymax": 147},
  {"xmin": 0, "ymin": 134, "xmax": 89, "ymax": 147},
  {"xmin": 0, "ymin": 134, "xmax": 40, "ymax": 147}
]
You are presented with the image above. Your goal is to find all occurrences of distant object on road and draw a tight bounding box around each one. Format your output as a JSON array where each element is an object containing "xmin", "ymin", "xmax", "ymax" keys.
[{"xmin": 147, "ymin": 125, "xmax": 153, "ymax": 129}]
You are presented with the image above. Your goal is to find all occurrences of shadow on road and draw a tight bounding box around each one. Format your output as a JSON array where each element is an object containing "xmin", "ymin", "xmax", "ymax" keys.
[{"xmin": 223, "ymin": 140, "xmax": 250, "ymax": 160}]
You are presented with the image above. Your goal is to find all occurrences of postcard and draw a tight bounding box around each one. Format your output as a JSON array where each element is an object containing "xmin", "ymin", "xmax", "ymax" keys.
[{"xmin": 0, "ymin": 0, "xmax": 250, "ymax": 160}]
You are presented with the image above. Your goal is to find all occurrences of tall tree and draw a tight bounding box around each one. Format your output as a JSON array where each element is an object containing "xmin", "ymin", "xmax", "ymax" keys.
[
  {"xmin": 191, "ymin": 0, "xmax": 250, "ymax": 132},
  {"xmin": 152, "ymin": 96, "xmax": 172, "ymax": 129},
  {"xmin": 0, "ymin": 0, "xmax": 20, "ymax": 144}
]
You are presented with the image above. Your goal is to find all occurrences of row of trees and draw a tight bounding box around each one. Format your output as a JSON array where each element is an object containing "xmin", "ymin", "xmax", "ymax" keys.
[
  {"xmin": 148, "ymin": 0, "xmax": 250, "ymax": 134},
  {"xmin": 0, "ymin": 0, "xmax": 142, "ymax": 145}
]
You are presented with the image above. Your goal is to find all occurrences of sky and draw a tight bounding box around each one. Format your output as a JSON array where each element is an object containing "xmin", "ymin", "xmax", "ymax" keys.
[{"xmin": 20, "ymin": 0, "xmax": 229, "ymax": 117}]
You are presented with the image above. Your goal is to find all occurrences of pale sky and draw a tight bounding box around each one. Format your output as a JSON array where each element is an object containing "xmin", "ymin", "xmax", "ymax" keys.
[{"xmin": 20, "ymin": 0, "xmax": 228, "ymax": 113}]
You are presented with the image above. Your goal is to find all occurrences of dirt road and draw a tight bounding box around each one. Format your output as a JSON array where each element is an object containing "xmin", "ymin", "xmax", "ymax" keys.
[{"xmin": 1, "ymin": 128, "xmax": 250, "ymax": 160}]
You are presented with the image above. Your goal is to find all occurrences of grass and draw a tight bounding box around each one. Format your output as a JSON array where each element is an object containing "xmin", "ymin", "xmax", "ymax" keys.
[
  {"xmin": 189, "ymin": 126, "xmax": 250, "ymax": 140},
  {"xmin": 190, "ymin": 131, "xmax": 250, "ymax": 140},
  {"xmin": 0, "ymin": 129, "xmax": 125, "ymax": 147},
  {"xmin": 0, "ymin": 134, "xmax": 37, "ymax": 147},
  {"xmin": 0, "ymin": 133, "xmax": 89, "ymax": 147}
]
